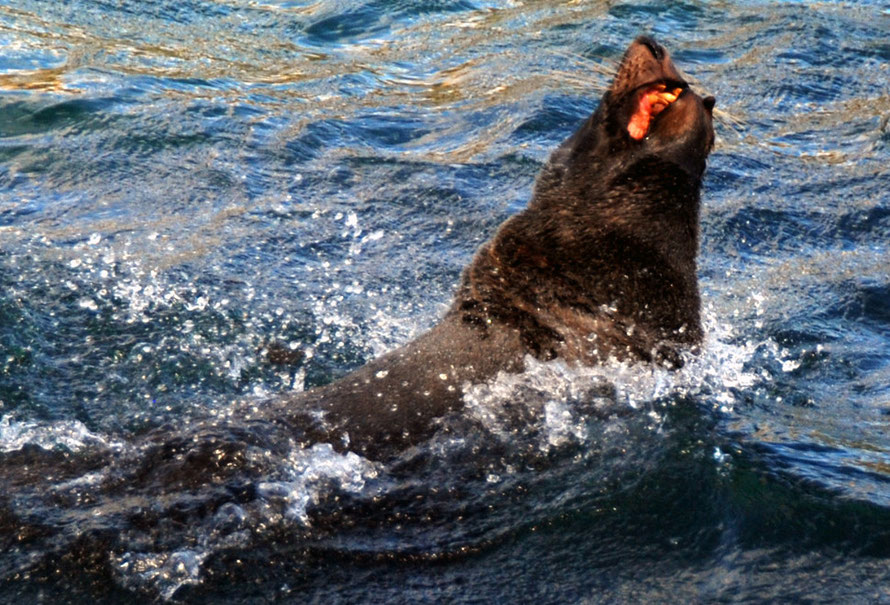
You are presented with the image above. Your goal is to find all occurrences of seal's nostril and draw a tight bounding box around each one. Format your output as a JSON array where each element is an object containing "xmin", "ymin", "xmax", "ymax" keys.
[{"xmin": 637, "ymin": 35, "xmax": 664, "ymax": 60}]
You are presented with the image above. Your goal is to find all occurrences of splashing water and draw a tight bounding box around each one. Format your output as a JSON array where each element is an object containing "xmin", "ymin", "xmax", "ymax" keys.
[
  {"xmin": 257, "ymin": 442, "xmax": 381, "ymax": 525},
  {"xmin": 0, "ymin": 414, "xmax": 124, "ymax": 454}
]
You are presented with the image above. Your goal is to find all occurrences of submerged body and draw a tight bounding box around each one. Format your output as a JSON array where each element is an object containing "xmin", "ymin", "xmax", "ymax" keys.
[{"xmin": 263, "ymin": 36, "xmax": 716, "ymax": 460}]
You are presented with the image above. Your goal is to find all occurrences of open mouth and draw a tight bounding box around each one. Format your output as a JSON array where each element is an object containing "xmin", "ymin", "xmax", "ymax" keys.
[{"xmin": 627, "ymin": 83, "xmax": 685, "ymax": 140}]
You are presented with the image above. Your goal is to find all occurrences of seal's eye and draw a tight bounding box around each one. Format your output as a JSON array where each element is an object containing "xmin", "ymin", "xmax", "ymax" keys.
[{"xmin": 627, "ymin": 84, "xmax": 684, "ymax": 140}]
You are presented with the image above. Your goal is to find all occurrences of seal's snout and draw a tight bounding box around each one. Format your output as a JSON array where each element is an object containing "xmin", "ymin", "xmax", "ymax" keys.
[
  {"xmin": 611, "ymin": 35, "xmax": 686, "ymax": 99},
  {"xmin": 636, "ymin": 35, "xmax": 665, "ymax": 61}
]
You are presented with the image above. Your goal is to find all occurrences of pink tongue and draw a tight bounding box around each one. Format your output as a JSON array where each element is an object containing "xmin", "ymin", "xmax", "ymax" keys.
[{"xmin": 627, "ymin": 86, "xmax": 667, "ymax": 140}]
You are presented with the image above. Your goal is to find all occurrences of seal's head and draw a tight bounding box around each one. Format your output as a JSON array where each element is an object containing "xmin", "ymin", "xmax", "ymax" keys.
[
  {"xmin": 551, "ymin": 36, "xmax": 716, "ymax": 187},
  {"xmin": 609, "ymin": 35, "xmax": 715, "ymax": 177}
]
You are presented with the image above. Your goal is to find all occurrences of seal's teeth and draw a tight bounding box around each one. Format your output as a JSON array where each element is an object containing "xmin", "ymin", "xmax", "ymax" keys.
[{"xmin": 652, "ymin": 87, "xmax": 684, "ymax": 105}]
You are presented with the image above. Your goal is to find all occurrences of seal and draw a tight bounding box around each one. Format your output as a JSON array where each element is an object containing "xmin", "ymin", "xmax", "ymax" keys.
[{"xmin": 264, "ymin": 36, "xmax": 716, "ymax": 460}]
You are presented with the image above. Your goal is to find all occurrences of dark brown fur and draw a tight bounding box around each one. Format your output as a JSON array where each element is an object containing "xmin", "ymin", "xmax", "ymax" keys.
[{"xmin": 262, "ymin": 36, "xmax": 716, "ymax": 460}]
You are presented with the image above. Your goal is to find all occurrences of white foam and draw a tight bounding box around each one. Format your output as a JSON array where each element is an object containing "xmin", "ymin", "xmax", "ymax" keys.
[
  {"xmin": 462, "ymin": 307, "xmax": 775, "ymax": 453},
  {"xmin": 111, "ymin": 549, "xmax": 207, "ymax": 601},
  {"xmin": 0, "ymin": 414, "xmax": 123, "ymax": 453},
  {"xmin": 256, "ymin": 442, "xmax": 380, "ymax": 525},
  {"xmin": 101, "ymin": 441, "xmax": 378, "ymax": 600}
]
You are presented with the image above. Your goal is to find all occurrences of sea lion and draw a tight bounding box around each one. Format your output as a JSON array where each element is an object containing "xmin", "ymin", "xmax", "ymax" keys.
[{"xmin": 262, "ymin": 36, "xmax": 716, "ymax": 460}]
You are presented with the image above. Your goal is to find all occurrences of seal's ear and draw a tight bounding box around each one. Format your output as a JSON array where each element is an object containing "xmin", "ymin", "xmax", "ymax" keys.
[{"xmin": 703, "ymin": 96, "xmax": 716, "ymax": 114}]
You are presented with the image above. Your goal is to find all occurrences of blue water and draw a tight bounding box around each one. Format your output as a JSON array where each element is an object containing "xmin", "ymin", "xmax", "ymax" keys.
[{"xmin": 1, "ymin": 0, "xmax": 890, "ymax": 602}]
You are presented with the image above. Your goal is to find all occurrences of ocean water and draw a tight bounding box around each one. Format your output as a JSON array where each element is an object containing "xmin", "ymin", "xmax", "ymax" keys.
[{"xmin": 1, "ymin": 0, "xmax": 889, "ymax": 602}]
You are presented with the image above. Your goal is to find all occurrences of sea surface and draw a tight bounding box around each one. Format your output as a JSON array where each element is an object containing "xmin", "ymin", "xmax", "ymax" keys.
[{"xmin": 1, "ymin": 1, "xmax": 889, "ymax": 602}]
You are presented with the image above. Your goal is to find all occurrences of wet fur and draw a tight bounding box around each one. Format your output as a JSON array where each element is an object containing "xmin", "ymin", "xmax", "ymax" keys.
[{"xmin": 263, "ymin": 36, "xmax": 716, "ymax": 460}]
